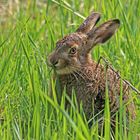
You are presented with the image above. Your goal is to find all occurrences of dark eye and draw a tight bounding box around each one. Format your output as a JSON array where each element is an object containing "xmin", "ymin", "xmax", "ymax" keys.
[{"xmin": 69, "ymin": 47, "xmax": 77, "ymax": 54}]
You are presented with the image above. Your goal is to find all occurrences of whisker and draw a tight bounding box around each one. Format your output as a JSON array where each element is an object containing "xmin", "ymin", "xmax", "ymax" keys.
[
  {"xmin": 69, "ymin": 66, "xmax": 86, "ymax": 81},
  {"xmin": 71, "ymin": 72, "xmax": 79, "ymax": 82},
  {"xmin": 74, "ymin": 70, "xmax": 86, "ymax": 81},
  {"xmin": 48, "ymin": 68, "xmax": 53, "ymax": 76}
]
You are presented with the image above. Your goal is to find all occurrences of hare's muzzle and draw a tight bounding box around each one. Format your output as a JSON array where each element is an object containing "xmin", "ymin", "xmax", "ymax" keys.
[{"xmin": 47, "ymin": 54, "xmax": 59, "ymax": 68}]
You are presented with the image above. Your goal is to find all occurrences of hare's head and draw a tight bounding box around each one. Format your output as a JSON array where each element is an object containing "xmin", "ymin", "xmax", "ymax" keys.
[{"xmin": 48, "ymin": 12, "xmax": 120, "ymax": 75}]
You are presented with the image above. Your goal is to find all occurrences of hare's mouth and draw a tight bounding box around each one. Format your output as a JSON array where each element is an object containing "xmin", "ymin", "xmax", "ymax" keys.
[
  {"xmin": 55, "ymin": 66, "xmax": 76, "ymax": 75},
  {"xmin": 47, "ymin": 56, "xmax": 77, "ymax": 75},
  {"xmin": 47, "ymin": 61, "xmax": 71, "ymax": 75}
]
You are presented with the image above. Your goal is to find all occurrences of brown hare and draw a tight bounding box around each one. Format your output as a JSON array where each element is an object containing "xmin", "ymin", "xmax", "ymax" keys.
[{"xmin": 47, "ymin": 12, "xmax": 136, "ymax": 124}]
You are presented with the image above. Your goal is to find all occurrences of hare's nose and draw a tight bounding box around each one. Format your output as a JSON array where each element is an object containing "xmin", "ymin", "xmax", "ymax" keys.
[
  {"xmin": 52, "ymin": 59, "xmax": 58, "ymax": 66},
  {"xmin": 48, "ymin": 56, "xmax": 59, "ymax": 67}
]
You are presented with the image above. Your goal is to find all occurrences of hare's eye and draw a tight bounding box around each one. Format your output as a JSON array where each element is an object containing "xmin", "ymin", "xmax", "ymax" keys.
[{"xmin": 69, "ymin": 47, "xmax": 77, "ymax": 54}]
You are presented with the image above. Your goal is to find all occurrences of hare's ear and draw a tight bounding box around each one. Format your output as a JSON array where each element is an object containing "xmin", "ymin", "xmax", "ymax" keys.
[
  {"xmin": 87, "ymin": 19, "xmax": 120, "ymax": 46},
  {"xmin": 76, "ymin": 12, "xmax": 101, "ymax": 34}
]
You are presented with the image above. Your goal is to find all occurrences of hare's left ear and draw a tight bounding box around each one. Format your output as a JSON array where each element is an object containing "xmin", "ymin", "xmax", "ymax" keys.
[
  {"xmin": 87, "ymin": 19, "xmax": 120, "ymax": 44},
  {"xmin": 76, "ymin": 12, "xmax": 101, "ymax": 34},
  {"xmin": 83, "ymin": 19, "xmax": 120, "ymax": 53}
]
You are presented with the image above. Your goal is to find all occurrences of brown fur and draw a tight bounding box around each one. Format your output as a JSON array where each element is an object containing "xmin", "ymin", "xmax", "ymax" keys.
[
  {"xmin": 58, "ymin": 63, "xmax": 135, "ymax": 120},
  {"xmin": 47, "ymin": 12, "xmax": 135, "ymax": 122}
]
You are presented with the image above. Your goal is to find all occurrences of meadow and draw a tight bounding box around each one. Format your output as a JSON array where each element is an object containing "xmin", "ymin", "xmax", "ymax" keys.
[{"xmin": 0, "ymin": 0, "xmax": 140, "ymax": 139}]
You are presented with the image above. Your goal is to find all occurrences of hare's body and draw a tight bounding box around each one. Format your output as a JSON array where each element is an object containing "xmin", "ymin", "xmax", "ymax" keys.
[
  {"xmin": 58, "ymin": 62, "xmax": 133, "ymax": 119},
  {"xmin": 48, "ymin": 12, "xmax": 135, "ymax": 121}
]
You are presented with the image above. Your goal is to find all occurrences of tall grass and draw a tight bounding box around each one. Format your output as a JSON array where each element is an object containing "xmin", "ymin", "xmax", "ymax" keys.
[{"xmin": 0, "ymin": 0, "xmax": 140, "ymax": 139}]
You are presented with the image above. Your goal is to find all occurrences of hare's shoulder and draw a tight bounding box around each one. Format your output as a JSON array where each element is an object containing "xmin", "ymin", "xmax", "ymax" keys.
[{"xmin": 79, "ymin": 63, "xmax": 105, "ymax": 80}]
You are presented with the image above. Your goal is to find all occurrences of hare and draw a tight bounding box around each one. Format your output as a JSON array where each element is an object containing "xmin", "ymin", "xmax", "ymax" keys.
[{"xmin": 47, "ymin": 12, "xmax": 135, "ymax": 123}]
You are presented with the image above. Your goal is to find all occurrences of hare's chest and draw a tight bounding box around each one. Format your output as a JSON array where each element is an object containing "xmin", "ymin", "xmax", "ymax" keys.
[
  {"xmin": 60, "ymin": 74, "xmax": 84, "ymax": 94},
  {"xmin": 59, "ymin": 73, "xmax": 96, "ymax": 98}
]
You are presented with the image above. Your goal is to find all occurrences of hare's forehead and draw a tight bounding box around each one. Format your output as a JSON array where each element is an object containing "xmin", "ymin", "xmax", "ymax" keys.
[{"xmin": 56, "ymin": 33, "xmax": 86, "ymax": 48}]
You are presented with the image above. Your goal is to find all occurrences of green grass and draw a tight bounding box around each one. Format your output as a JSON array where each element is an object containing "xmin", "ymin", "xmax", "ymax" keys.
[{"xmin": 0, "ymin": 0, "xmax": 140, "ymax": 139}]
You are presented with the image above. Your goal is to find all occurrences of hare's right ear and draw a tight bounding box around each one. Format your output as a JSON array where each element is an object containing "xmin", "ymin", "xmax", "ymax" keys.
[
  {"xmin": 76, "ymin": 12, "xmax": 101, "ymax": 34},
  {"xmin": 83, "ymin": 19, "xmax": 120, "ymax": 54}
]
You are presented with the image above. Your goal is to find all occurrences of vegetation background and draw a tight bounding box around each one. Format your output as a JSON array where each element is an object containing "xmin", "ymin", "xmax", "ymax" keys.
[{"xmin": 0, "ymin": 0, "xmax": 140, "ymax": 139}]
